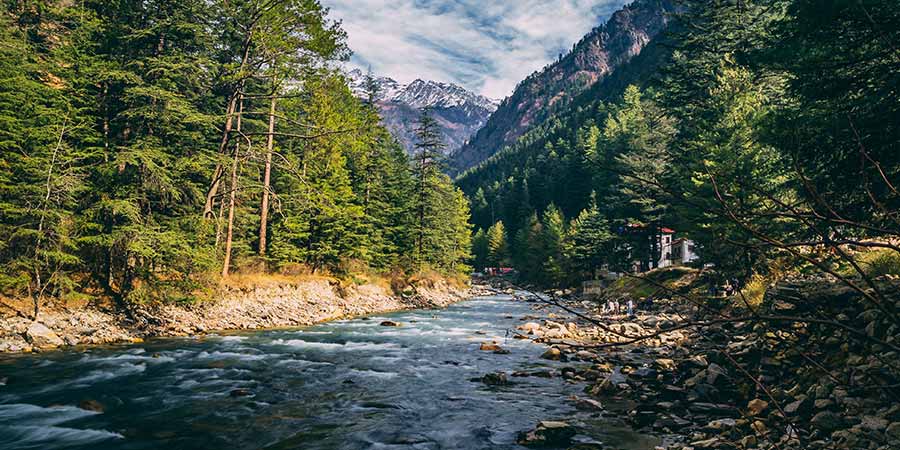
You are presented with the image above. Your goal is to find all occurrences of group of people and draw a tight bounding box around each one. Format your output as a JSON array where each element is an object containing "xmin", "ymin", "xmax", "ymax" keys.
[
  {"xmin": 708, "ymin": 278, "xmax": 742, "ymax": 297},
  {"xmin": 601, "ymin": 297, "xmax": 638, "ymax": 318}
]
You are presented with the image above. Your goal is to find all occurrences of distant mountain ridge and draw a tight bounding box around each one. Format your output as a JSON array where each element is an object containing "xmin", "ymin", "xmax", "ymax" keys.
[
  {"xmin": 347, "ymin": 69, "xmax": 498, "ymax": 156},
  {"xmin": 449, "ymin": 0, "xmax": 676, "ymax": 174}
]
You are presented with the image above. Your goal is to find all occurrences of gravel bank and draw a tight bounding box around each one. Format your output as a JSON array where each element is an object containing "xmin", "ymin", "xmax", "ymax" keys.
[{"xmin": 1, "ymin": 279, "xmax": 479, "ymax": 353}]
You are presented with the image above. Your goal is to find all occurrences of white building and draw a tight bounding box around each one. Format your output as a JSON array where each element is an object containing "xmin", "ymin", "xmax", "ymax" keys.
[{"xmin": 659, "ymin": 231, "xmax": 699, "ymax": 268}]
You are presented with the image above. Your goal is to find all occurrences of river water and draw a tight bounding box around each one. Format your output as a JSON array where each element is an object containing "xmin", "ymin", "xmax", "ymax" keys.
[{"xmin": 0, "ymin": 294, "xmax": 656, "ymax": 449}]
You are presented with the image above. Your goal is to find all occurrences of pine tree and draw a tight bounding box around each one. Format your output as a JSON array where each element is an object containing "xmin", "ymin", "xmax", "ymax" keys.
[
  {"xmin": 540, "ymin": 204, "xmax": 567, "ymax": 286},
  {"xmin": 410, "ymin": 108, "xmax": 447, "ymax": 268},
  {"xmin": 565, "ymin": 194, "xmax": 613, "ymax": 278},
  {"xmin": 0, "ymin": 4, "xmax": 92, "ymax": 316},
  {"xmin": 471, "ymin": 228, "xmax": 489, "ymax": 271},
  {"xmin": 486, "ymin": 221, "xmax": 508, "ymax": 268}
]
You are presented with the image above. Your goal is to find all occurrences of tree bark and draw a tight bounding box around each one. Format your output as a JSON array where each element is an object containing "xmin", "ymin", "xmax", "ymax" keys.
[
  {"xmin": 204, "ymin": 94, "xmax": 239, "ymax": 218},
  {"xmin": 258, "ymin": 95, "xmax": 277, "ymax": 256},
  {"xmin": 222, "ymin": 100, "xmax": 244, "ymax": 278}
]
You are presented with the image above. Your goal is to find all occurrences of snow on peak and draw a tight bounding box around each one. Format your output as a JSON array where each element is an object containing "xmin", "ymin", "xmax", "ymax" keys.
[{"xmin": 347, "ymin": 69, "xmax": 498, "ymax": 112}]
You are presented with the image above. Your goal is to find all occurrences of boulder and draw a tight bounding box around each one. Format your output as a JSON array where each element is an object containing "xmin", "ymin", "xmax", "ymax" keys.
[
  {"xmin": 24, "ymin": 322, "xmax": 64, "ymax": 349},
  {"xmin": 587, "ymin": 377, "xmax": 619, "ymax": 396},
  {"xmin": 540, "ymin": 347, "xmax": 562, "ymax": 361},
  {"xmin": 518, "ymin": 322, "xmax": 542, "ymax": 334},
  {"xmin": 653, "ymin": 358, "xmax": 677, "ymax": 372},
  {"xmin": 379, "ymin": 320, "xmax": 401, "ymax": 327},
  {"xmin": 517, "ymin": 421, "xmax": 576, "ymax": 447},
  {"xmin": 481, "ymin": 372, "xmax": 510, "ymax": 386}
]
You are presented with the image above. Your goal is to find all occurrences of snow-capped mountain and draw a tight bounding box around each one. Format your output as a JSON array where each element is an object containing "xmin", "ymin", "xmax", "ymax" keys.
[{"xmin": 347, "ymin": 69, "xmax": 499, "ymax": 157}]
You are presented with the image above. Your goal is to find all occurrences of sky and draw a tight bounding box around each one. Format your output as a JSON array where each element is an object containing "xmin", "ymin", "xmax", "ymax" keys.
[{"xmin": 322, "ymin": 0, "xmax": 629, "ymax": 100}]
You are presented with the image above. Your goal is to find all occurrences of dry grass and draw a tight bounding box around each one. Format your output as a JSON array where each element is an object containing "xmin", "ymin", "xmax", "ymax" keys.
[
  {"xmin": 607, "ymin": 266, "xmax": 699, "ymax": 299},
  {"xmin": 408, "ymin": 269, "xmax": 468, "ymax": 290}
]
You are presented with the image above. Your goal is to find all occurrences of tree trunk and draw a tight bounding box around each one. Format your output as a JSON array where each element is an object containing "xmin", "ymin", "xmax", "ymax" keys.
[
  {"xmin": 203, "ymin": 94, "xmax": 239, "ymax": 218},
  {"xmin": 258, "ymin": 95, "xmax": 277, "ymax": 256},
  {"xmin": 222, "ymin": 100, "xmax": 244, "ymax": 278},
  {"xmin": 203, "ymin": 31, "xmax": 254, "ymax": 218}
]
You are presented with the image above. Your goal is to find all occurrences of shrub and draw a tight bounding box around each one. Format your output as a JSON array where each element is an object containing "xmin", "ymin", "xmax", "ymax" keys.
[
  {"xmin": 739, "ymin": 274, "xmax": 768, "ymax": 309},
  {"xmin": 857, "ymin": 249, "xmax": 900, "ymax": 278}
]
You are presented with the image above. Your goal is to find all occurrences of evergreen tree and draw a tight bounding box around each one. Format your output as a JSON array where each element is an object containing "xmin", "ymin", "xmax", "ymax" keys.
[
  {"xmin": 540, "ymin": 204, "xmax": 567, "ymax": 286},
  {"xmin": 0, "ymin": 4, "xmax": 92, "ymax": 315},
  {"xmin": 471, "ymin": 228, "xmax": 489, "ymax": 271},
  {"xmin": 565, "ymin": 195, "xmax": 614, "ymax": 278},
  {"xmin": 486, "ymin": 221, "xmax": 508, "ymax": 268}
]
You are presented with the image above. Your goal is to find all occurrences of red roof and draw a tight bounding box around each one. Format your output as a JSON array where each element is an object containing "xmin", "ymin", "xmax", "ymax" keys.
[{"xmin": 661, "ymin": 227, "xmax": 675, "ymax": 234}]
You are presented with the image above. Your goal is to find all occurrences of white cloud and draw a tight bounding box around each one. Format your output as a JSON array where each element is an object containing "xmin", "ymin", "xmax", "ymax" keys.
[{"xmin": 323, "ymin": 0, "xmax": 628, "ymax": 99}]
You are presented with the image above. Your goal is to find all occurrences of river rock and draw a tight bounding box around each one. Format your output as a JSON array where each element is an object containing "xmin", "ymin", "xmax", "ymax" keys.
[
  {"xmin": 858, "ymin": 415, "xmax": 887, "ymax": 432},
  {"xmin": 747, "ymin": 398, "xmax": 769, "ymax": 416},
  {"xmin": 573, "ymin": 397, "xmax": 603, "ymax": 411},
  {"xmin": 479, "ymin": 342, "xmax": 502, "ymax": 351},
  {"xmin": 811, "ymin": 411, "xmax": 847, "ymax": 432},
  {"xmin": 24, "ymin": 322, "xmax": 64, "ymax": 349},
  {"xmin": 517, "ymin": 421, "xmax": 576, "ymax": 447},
  {"xmin": 79, "ymin": 399, "xmax": 104, "ymax": 413},
  {"xmin": 540, "ymin": 347, "xmax": 562, "ymax": 361},
  {"xmin": 587, "ymin": 377, "xmax": 619, "ymax": 396},
  {"xmin": 379, "ymin": 320, "xmax": 401, "ymax": 327},
  {"xmin": 885, "ymin": 422, "xmax": 900, "ymax": 440},
  {"xmin": 751, "ymin": 420, "xmax": 767, "ymax": 435},
  {"xmin": 784, "ymin": 396, "xmax": 809, "ymax": 415},
  {"xmin": 653, "ymin": 358, "xmax": 677, "ymax": 372},
  {"xmin": 229, "ymin": 388, "xmax": 254, "ymax": 397},
  {"xmin": 518, "ymin": 322, "xmax": 542, "ymax": 334},
  {"xmin": 481, "ymin": 372, "xmax": 510, "ymax": 386},
  {"xmin": 689, "ymin": 437, "xmax": 729, "ymax": 449},
  {"xmin": 705, "ymin": 418, "xmax": 736, "ymax": 432}
]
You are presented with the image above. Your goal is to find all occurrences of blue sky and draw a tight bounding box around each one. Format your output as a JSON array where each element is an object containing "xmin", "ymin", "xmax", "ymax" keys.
[{"xmin": 322, "ymin": 0, "xmax": 629, "ymax": 99}]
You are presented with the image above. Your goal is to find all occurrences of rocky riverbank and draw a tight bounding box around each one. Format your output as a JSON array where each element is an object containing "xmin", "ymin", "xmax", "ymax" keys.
[
  {"xmin": 485, "ymin": 276, "xmax": 899, "ymax": 450},
  {"xmin": 0, "ymin": 278, "xmax": 482, "ymax": 354}
]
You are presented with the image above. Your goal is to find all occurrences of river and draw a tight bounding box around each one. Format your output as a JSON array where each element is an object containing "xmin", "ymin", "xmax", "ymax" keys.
[{"xmin": 0, "ymin": 294, "xmax": 657, "ymax": 449}]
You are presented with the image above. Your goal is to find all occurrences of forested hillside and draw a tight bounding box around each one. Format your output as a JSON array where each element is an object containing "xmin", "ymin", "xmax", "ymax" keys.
[
  {"xmin": 463, "ymin": 0, "xmax": 900, "ymax": 288},
  {"xmin": 449, "ymin": 0, "xmax": 675, "ymax": 174},
  {"xmin": 0, "ymin": 0, "xmax": 471, "ymax": 312}
]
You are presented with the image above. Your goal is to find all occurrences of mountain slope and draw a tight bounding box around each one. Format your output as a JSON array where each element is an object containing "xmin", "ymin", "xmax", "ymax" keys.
[
  {"xmin": 449, "ymin": 0, "xmax": 676, "ymax": 174},
  {"xmin": 347, "ymin": 70, "xmax": 498, "ymax": 156}
]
